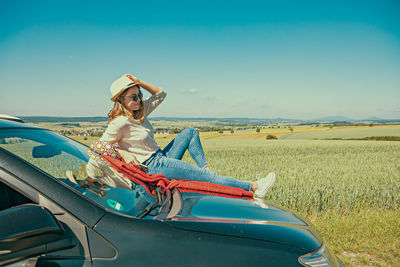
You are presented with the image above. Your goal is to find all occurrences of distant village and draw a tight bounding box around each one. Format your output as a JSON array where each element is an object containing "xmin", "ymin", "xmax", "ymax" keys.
[
  {"xmin": 57, "ymin": 128, "xmax": 105, "ymax": 137},
  {"xmin": 56, "ymin": 127, "xmax": 171, "ymax": 137}
]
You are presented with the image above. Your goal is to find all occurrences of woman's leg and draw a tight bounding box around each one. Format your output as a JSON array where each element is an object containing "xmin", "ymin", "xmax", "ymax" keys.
[
  {"xmin": 162, "ymin": 128, "xmax": 208, "ymax": 168},
  {"xmin": 146, "ymin": 154, "xmax": 251, "ymax": 191}
]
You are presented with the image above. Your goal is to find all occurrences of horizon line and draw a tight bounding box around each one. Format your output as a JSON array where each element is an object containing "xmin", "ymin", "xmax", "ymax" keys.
[{"xmin": 14, "ymin": 115, "xmax": 400, "ymax": 122}]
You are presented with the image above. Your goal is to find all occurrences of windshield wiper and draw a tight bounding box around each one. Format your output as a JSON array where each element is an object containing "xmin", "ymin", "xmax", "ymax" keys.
[{"xmin": 137, "ymin": 187, "xmax": 170, "ymax": 219}]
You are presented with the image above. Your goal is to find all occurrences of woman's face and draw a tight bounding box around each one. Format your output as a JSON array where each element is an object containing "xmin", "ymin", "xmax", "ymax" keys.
[{"xmin": 121, "ymin": 86, "xmax": 141, "ymax": 112}]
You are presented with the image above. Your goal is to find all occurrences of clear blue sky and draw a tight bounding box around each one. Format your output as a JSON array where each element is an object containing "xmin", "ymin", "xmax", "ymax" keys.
[{"xmin": 1, "ymin": 0, "xmax": 399, "ymax": 119}]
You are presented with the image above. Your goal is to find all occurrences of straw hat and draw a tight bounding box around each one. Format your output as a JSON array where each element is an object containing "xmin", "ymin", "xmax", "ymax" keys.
[{"xmin": 110, "ymin": 74, "xmax": 141, "ymax": 102}]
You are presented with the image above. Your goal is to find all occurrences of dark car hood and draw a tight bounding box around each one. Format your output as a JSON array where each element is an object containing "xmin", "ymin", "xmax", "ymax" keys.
[{"xmin": 164, "ymin": 194, "xmax": 323, "ymax": 251}]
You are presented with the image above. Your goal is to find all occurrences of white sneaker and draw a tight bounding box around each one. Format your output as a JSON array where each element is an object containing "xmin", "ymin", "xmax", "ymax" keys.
[{"xmin": 254, "ymin": 172, "xmax": 275, "ymax": 198}]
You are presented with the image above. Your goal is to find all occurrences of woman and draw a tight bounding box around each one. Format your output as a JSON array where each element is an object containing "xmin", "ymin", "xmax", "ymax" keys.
[{"xmin": 99, "ymin": 74, "xmax": 275, "ymax": 198}]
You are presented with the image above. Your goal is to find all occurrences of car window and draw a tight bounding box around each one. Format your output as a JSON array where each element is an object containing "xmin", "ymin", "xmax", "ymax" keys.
[
  {"xmin": 0, "ymin": 128, "xmax": 155, "ymax": 217},
  {"xmin": 0, "ymin": 129, "xmax": 87, "ymax": 178},
  {"xmin": 0, "ymin": 181, "xmax": 34, "ymax": 211}
]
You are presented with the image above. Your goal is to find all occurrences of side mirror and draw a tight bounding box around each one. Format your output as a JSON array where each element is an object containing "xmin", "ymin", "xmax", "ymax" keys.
[
  {"xmin": 0, "ymin": 204, "xmax": 75, "ymax": 266},
  {"xmin": 32, "ymin": 144, "xmax": 61, "ymax": 158}
]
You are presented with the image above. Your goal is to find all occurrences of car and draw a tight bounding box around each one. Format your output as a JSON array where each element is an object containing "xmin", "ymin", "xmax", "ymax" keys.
[{"xmin": 0, "ymin": 118, "xmax": 343, "ymax": 266}]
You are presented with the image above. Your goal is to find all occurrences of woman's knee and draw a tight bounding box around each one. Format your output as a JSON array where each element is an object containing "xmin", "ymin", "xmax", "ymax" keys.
[{"xmin": 182, "ymin": 127, "xmax": 198, "ymax": 137}]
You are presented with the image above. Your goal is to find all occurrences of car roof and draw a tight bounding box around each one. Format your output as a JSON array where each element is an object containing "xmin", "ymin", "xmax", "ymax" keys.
[{"xmin": 0, "ymin": 118, "xmax": 42, "ymax": 129}]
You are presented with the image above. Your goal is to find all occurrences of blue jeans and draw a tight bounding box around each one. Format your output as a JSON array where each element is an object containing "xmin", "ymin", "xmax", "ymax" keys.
[{"xmin": 143, "ymin": 128, "xmax": 252, "ymax": 191}]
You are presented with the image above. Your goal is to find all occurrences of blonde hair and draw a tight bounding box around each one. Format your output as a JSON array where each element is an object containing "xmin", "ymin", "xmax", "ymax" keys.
[{"xmin": 108, "ymin": 87, "xmax": 144, "ymax": 123}]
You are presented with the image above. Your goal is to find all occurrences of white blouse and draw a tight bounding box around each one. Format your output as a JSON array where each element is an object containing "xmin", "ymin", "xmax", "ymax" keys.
[{"xmin": 99, "ymin": 90, "xmax": 167, "ymax": 163}]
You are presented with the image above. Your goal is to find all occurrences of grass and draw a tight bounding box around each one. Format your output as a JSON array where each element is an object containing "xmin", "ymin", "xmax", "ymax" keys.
[
  {"xmin": 310, "ymin": 209, "xmax": 400, "ymax": 267},
  {"xmin": 280, "ymin": 125, "xmax": 400, "ymax": 140},
  {"xmin": 323, "ymin": 136, "xmax": 400, "ymax": 141}
]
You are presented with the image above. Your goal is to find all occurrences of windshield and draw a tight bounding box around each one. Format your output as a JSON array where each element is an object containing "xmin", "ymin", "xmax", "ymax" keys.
[{"xmin": 0, "ymin": 128, "xmax": 156, "ymax": 217}]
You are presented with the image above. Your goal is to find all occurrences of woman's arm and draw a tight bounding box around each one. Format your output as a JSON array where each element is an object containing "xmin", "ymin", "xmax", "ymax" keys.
[
  {"xmin": 139, "ymin": 80, "xmax": 162, "ymax": 95},
  {"xmin": 127, "ymin": 75, "xmax": 162, "ymax": 95}
]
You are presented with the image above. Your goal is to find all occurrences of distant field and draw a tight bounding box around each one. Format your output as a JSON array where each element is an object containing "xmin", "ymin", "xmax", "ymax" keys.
[
  {"xmin": 280, "ymin": 125, "xmax": 400, "ymax": 140},
  {"xmin": 32, "ymin": 120, "xmax": 400, "ymax": 142}
]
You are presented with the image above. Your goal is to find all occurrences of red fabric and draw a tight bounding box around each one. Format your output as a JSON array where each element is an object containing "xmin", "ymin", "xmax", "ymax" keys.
[{"xmin": 102, "ymin": 155, "xmax": 253, "ymax": 200}]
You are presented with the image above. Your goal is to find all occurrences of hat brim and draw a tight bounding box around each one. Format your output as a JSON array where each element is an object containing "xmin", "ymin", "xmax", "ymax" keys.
[{"xmin": 110, "ymin": 83, "xmax": 141, "ymax": 102}]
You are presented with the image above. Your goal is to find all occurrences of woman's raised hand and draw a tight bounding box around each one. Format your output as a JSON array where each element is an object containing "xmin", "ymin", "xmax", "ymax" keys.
[
  {"xmin": 125, "ymin": 74, "xmax": 142, "ymax": 85},
  {"xmin": 128, "ymin": 75, "xmax": 162, "ymax": 95}
]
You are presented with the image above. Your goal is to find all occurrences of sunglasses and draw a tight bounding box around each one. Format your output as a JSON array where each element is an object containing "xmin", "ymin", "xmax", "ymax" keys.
[{"xmin": 124, "ymin": 91, "xmax": 143, "ymax": 102}]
